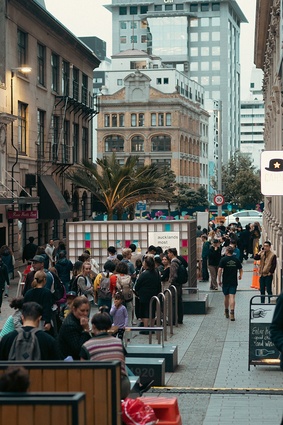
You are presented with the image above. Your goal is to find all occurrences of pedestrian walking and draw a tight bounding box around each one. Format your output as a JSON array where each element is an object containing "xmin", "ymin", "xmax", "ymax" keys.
[
  {"xmin": 217, "ymin": 246, "xmax": 243, "ymax": 321},
  {"xmin": 208, "ymin": 239, "xmax": 221, "ymax": 290},
  {"xmin": 200, "ymin": 235, "xmax": 210, "ymax": 282}
]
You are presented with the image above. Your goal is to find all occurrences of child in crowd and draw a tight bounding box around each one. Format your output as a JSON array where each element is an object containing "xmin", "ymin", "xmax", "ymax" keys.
[{"xmin": 110, "ymin": 293, "xmax": 128, "ymax": 340}]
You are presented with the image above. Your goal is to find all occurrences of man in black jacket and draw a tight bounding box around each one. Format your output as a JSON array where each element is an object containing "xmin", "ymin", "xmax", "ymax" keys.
[{"xmin": 22, "ymin": 237, "xmax": 38, "ymax": 263}]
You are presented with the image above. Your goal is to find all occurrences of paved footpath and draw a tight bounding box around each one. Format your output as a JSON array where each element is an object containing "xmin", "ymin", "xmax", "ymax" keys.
[{"xmin": 1, "ymin": 261, "xmax": 283, "ymax": 424}]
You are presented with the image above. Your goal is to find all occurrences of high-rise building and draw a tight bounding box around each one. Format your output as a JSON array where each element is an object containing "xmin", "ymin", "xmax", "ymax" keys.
[
  {"xmin": 240, "ymin": 67, "xmax": 264, "ymax": 170},
  {"xmin": 105, "ymin": 0, "xmax": 247, "ymax": 167}
]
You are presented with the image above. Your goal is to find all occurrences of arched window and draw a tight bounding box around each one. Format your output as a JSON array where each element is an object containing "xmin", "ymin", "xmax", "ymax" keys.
[
  {"xmin": 151, "ymin": 135, "xmax": 171, "ymax": 152},
  {"xmin": 105, "ymin": 135, "xmax": 124, "ymax": 152},
  {"xmin": 131, "ymin": 136, "xmax": 144, "ymax": 152}
]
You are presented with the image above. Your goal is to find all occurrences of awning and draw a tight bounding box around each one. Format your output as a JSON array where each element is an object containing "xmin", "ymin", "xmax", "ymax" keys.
[{"xmin": 38, "ymin": 175, "xmax": 72, "ymax": 220}]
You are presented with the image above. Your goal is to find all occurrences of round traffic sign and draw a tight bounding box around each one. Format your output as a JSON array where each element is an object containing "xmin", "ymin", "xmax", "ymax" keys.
[{"xmin": 214, "ymin": 194, "xmax": 225, "ymax": 206}]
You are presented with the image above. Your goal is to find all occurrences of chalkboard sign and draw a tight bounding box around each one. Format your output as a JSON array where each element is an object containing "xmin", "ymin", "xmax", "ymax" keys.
[{"xmin": 248, "ymin": 295, "xmax": 280, "ymax": 370}]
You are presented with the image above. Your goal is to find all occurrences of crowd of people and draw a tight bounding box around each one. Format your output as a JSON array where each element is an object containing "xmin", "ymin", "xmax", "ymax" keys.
[
  {"xmin": 197, "ymin": 218, "xmax": 277, "ymax": 321},
  {"xmin": 0, "ymin": 239, "xmax": 190, "ymax": 398}
]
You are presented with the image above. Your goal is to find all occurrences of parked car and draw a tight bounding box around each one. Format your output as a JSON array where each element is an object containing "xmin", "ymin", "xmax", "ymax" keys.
[{"xmin": 225, "ymin": 210, "xmax": 263, "ymax": 227}]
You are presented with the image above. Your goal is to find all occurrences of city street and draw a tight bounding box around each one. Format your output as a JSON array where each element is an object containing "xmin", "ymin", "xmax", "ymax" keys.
[{"xmin": 1, "ymin": 259, "xmax": 282, "ymax": 424}]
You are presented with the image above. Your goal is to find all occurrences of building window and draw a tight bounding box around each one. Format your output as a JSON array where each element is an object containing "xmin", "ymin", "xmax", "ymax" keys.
[
  {"xmin": 212, "ymin": 17, "xmax": 220, "ymax": 26},
  {"xmin": 130, "ymin": 6, "xmax": 138, "ymax": 15},
  {"xmin": 131, "ymin": 35, "xmax": 137, "ymax": 44},
  {"xmin": 151, "ymin": 113, "xmax": 156, "ymax": 126},
  {"xmin": 212, "ymin": 46, "xmax": 220, "ymax": 56},
  {"xmin": 156, "ymin": 78, "xmax": 162, "ymax": 84},
  {"xmin": 138, "ymin": 113, "xmax": 144, "ymax": 126},
  {"xmin": 37, "ymin": 43, "xmax": 45, "ymax": 86},
  {"xmin": 154, "ymin": 5, "xmax": 162, "ymax": 11},
  {"xmin": 212, "ymin": 76, "xmax": 220, "ymax": 85},
  {"xmin": 51, "ymin": 53, "xmax": 59, "ymax": 92},
  {"xmin": 112, "ymin": 114, "xmax": 118, "ymax": 127},
  {"xmin": 141, "ymin": 20, "xmax": 147, "ymax": 29},
  {"xmin": 158, "ymin": 113, "xmax": 164, "ymax": 126},
  {"xmin": 166, "ymin": 113, "xmax": 171, "ymax": 126},
  {"xmin": 73, "ymin": 123, "xmax": 79, "ymax": 163},
  {"xmin": 141, "ymin": 35, "xmax": 147, "ymax": 43},
  {"xmin": 119, "ymin": 6, "xmax": 127, "ymax": 15},
  {"xmin": 104, "ymin": 114, "xmax": 110, "ymax": 127},
  {"xmin": 190, "ymin": 19, "xmax": 198, "ymax": 27},
  {"xmin": 117, "ymin": 79, "xmax": 123, "ymax": 86},
  {"xmin": 119, "ymin": 114, "xmax": 125, "ymax": 127},
  {"xmin": 17, "ymin": 29, "xmax": 27, "ymax": 67},
  {"xmin": 164, "ymin": 78, "xmax": 169, "ymax": 84},
  {"xmin": 131, "ymin": 114, "xmax": 137, "ymax": 127},
  {"xmin": 201, "ymin": 18, "xmax": 209, "ymax": 26},
  {"xmin": 71, "ymin": 67, "xmax": 79, "ymax": 100},
  {"xmin": 190, "ymin": 47, "xmax": 198, "ymax": 56},
  {"xmin": 190, "ymin": 4, "xmax": 198, "ymax": 12},
  {"xmin": 212, "ymin": 61, "xmax": 220, "ymax": 70},
  {"xmin": 37, "ymin": 110, "xmax": 45, "ymax": 158},
  {"xmin": 152, "ymin": 158, "xmax": 171, "ymax": 167},
  {"xmin": 131, "ymin": 136, "xmax": 144, "ymax": 152},
  {"xmin": 130, "ymin": 21, "xmax": 137, "ymax": 29},
  {"xmin": 201, "ymin": 62, "xmax": 209, "ymax": 71},
  {"xmin": 105, "ymin": 135, "xmax": 124, "ymax": 152},
  {"xmin": 176, "ymin": 4, "xmax": 184, "ymax": 10},
  {"xmin": 140, "ymin": 5, "xmax": 148, "ymax": 14},
  {"xmin": 62, "ymin": 61, "xmax": 69, "ymax": 96},
  {"xmin": 190, "ymin": 33, "xmax": 198, "ymax": 42},
  {"xmin": 18, "ymin": 102, "xmax": 27, "ymax": 154},
  {"xmin": 201, "ymin": 32, "xmax": 209, "ymax": 42},
  {"xmin": 62, "ymin": 120, "xmax": 70, "ymax": 162},
  {"xmin": 190, "ymin": 62, "xmax": 198, "ymax": 71},
  {"xmin": 165, "ymin": 4, "xmax": 173, "ymax": 11},
  {"xmin": 201, "ymin": 3, "xmax": 209, "ymax": 11},
  {"xmin": 212, "ymin": 32, "xmax": 220, "ymax": 41},
  {"xmin": 82, "ymin": 74, "xmax": 88, "ymax": 105},
  {"xmin": 212, "ymin": 3, "xmax": 220, "ymax": 11},
  {"xmin": 51, "ymin": 115, "xmax": 60, "ymax": 161},
  {"xmin": 120, "ymin": 36, "xmax": 127, "ymax": 44},
  {"xmin": 120, "ymin": 21, "xmax": 127, "ymax": 29},
  {"xmin": 201, "ymin": 47, "xmax": 209, "ymax": 56},
  {"xmin": 82, "ymin": 127, "xmax": 88, "ymax": 160},
  {"xmin": 151, "ymin": 135, "xmax": 171, "ymax": 152}
]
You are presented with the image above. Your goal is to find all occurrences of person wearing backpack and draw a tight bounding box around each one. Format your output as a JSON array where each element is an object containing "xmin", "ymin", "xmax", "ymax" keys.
[
  {"xmin": 0, "ymin": 302, "xmax": 59, "ymax": 360},
  {"xmin": 76, "ymin": 262, "xmax": 95, "ymax": 302},
  {"xmin": 113, "ymin": 261, "xmax": 134, "ymax": 328},
  {"xmin": 94, "ymin": 261, "xmax": 116, "ymax": 311},
  {"xmin": 167, "ymin": 248, "xmax": 187, "ymax": 325}
]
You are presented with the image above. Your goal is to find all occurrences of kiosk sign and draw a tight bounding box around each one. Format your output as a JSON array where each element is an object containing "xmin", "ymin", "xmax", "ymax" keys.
[
  {"xmin": 148, "ymin": 232, "xmax": 179, "ymax": 250},
  {"xmin": 248, "ymin": 295, "xmax": 280, "ymax": 370}
]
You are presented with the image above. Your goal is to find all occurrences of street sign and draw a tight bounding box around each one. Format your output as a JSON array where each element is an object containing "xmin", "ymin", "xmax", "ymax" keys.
[
  {"xmin": 136, "ymin": 202, "xmax": 146, "ymax": 211},
  {"xmin": 214, "ymin": 194, "xmax": 225, "ymax": 206},
  {"xmin": 261, "ymin": 151, "xmax": 283, "ymax": 195}
]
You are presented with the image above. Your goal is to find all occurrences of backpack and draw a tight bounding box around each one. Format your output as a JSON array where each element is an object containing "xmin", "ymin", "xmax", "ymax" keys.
[
  {"xmin": 176, "ymin": 260, "xmax": 188, "ymax": 285},
  {"xmin": 8, "ymin": 328, "xmax": 41, "ymax": 361},
  {"xmin": 116, "ymin": 274, "xmax": 133, "ymax": 302},
  {"xmin": 49, "ymin": 271, "xmax": 66, "ymax": 303},
  {"xmin": 70, "ymin": 275, "xmax": 84, "ymax": 296},
  {"xmin": 97, "ymin": 273, "xmax": 112, "ymax": 300}
]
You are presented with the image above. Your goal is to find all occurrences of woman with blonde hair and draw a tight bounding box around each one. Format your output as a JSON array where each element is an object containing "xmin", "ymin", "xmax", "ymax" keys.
[{"xmin": 23, "ymin": 270, "xmax": 53, "ymax": 332}]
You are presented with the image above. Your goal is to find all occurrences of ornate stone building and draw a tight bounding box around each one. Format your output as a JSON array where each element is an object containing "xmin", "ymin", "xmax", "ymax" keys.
[
  {"xmin": 0, "ymin": 0, "xmax": 100, "ymax": 260},
  {"xmin": 254, "ymin": 0, "xmax": 281, "ymax": 292}
]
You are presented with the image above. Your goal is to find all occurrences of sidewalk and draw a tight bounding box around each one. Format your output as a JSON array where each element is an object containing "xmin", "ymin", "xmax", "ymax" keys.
[
  {"xmin": 151, "ymin": 259, "xmax": 283, "ymax": 425},
  {"xmin": 1, "ymin": 261, "xmax": 283, "ymax": 424}
]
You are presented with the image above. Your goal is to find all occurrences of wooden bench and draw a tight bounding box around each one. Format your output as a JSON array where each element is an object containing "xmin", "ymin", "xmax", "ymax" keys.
[
  {"xmin": 0, "ymin": 392, "xmax": 85, "ymax": 425},
  {"xmin": 0, "ymin": 362, "xmax": 122, "ymax": 425}
]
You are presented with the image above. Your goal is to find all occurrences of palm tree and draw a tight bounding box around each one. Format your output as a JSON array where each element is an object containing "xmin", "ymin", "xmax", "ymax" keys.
[{"xmin": 66, "ymin": 154, "xmax": 170, "ymax": 220}]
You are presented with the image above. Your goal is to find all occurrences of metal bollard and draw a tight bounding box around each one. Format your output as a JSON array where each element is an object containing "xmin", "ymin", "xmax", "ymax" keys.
[
  {"xmin": 164, "ymin": 288, "xmax": 173, "ymax": 335},
  {"xmin": 157, "ymin": 292, "xmax": 167, "ymax": 341},
  {"xmin": 149, "ymin": 295, "xmax": 162, "ymax": 344},
  {"xmin": 170, "ymin": 285, "xmax": 178, "ymax": 327}
]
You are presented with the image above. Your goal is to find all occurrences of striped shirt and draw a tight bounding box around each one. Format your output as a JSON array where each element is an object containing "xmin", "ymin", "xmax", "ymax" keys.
[{"xmin": 80, "ymin": 333, "xmax": 127, "ymax": 376}]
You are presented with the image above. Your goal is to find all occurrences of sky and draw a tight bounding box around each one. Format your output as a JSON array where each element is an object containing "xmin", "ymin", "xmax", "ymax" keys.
[{"xmin": 44, "ymin": 0, "xmax": 257, "ymax": 98}]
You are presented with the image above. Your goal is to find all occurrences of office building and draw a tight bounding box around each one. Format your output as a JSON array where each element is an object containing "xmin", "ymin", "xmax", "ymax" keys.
[
  {"xmin": 96, "ymin": 50, "xmax": 209, "ymax": 189},
  {"xmin": 240, "ymin": 67, "xmax": 264, "ymax": 170},
  {"xmin": 105, "ymin": 0, "xmax": 247, "ymax": 166}
]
